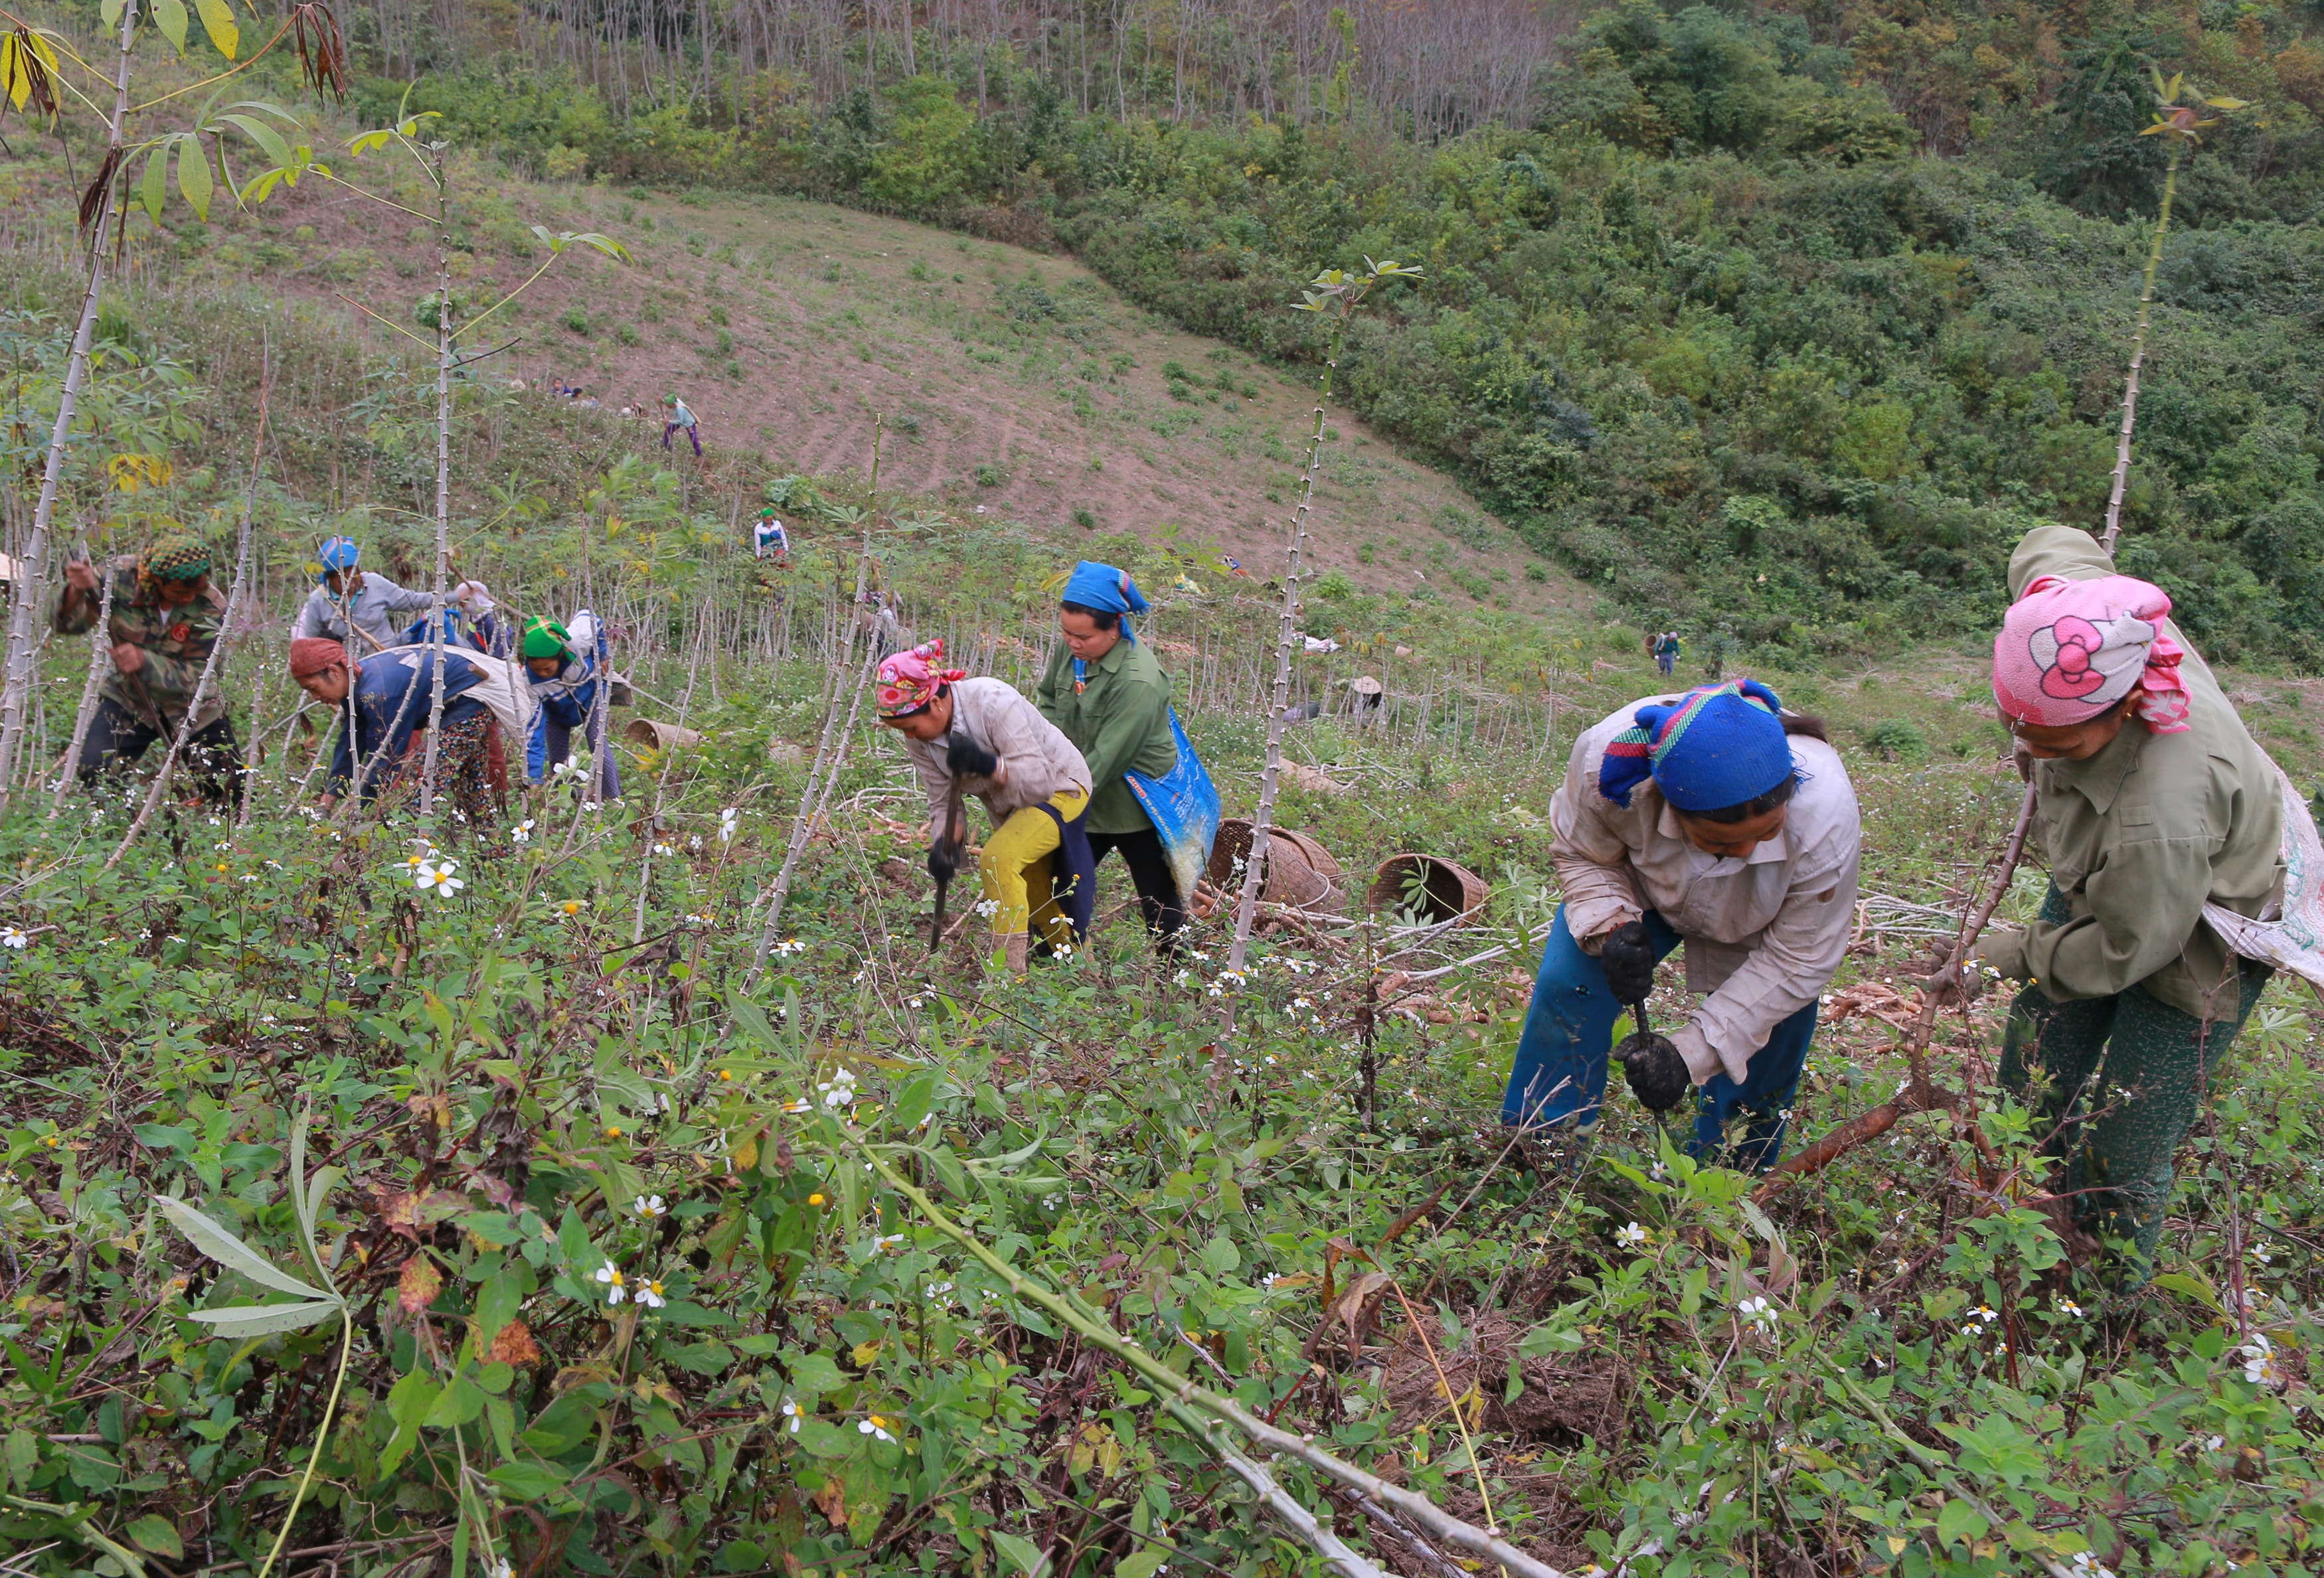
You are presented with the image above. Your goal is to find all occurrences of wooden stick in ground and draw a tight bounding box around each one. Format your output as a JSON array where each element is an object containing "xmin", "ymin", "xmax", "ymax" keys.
[
  {"xmin": 1755, "ymin": 779, "xmax": 2036, "ymax": 1200},
  {"xmin": 1175, "ymin": 1410, "xmax": 1384, "ymax": 1578},
  {"xmin": 46, "ymin": 537, "xmax": 116, "ymax": 821},
  {"xmin": 2101, "ymin": 138, "xmax": 2183, "ymax": 558},
  {"xmin": 0, "ymin": 0, "xmax": 138, "ymax": 805},
  {"xmin": 748, "ymin": 418, "xmax": 886, "ymax": 980},
  {"xmin": 103, "ymin": 343, "xmax": 275, "ymax": 872}
]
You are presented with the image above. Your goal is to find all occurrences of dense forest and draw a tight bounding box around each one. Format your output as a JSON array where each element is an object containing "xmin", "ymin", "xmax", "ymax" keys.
[{"xmin": 322, "ymin": 0, "xmax": 2324, "ymax": 669}]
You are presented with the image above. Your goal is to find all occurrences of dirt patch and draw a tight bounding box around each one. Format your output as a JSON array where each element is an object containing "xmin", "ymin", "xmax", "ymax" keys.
[
  {"xmin": 9, "ymin": 144, "xmax": 1586, "ymax": 616},
  {"xmin": 1383, "ymin": 1308, "xmax": 1626, "ymax": 1447}
]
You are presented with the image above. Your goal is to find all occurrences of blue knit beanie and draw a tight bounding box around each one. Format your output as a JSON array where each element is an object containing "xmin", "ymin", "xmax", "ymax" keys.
[{"xmin": 1598, "ymin": 680, "xmax": 1795, "ymax": 813}]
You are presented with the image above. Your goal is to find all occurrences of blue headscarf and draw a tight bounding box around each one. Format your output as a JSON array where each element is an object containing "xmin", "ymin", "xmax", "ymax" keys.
[
  {"xmin": 317, "ymin": 536, "xmax": 360, "ymax": 577},
  {"xmin": 1062, "ymin": 560, "xmax": 1149, "ymax": 641},
  {"xmin": 1598, "ymin": 679, "xmax": 1795, "ymax": 813}
]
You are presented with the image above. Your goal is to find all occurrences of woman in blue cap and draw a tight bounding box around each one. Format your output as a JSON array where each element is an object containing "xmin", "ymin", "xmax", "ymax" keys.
[
  {"xmin": 292, "ymin": 536, "xmax": 443, "ymax": 653},
  {"xmin": 1503, "ymin": 680, "xmax": 1861, "ymax": 1172},
  {"xmin": 1035, "ymin": 561, "xmax": 1187, "ymax": 955}
]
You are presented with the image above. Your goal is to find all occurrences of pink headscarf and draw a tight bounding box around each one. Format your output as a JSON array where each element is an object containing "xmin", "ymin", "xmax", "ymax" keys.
[
  {"xmin": 1993, "ymin": 574, "xmax": 2191, "ymax": 734},
  {"xmin": 876, "ymin": 639, "xmax": 967, "ymax": 718}
]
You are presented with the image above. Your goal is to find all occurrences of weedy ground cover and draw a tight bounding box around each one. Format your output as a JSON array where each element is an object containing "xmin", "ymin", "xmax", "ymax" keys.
[{"xmin": 1, "ymin": 532, "xmax": 2321, "ymax": 1577}]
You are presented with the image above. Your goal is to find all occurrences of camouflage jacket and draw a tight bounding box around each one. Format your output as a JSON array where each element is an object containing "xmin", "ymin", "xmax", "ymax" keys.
[{"xmin": 53, "ymin": 557, "xmax": 229, "ymax": 732}]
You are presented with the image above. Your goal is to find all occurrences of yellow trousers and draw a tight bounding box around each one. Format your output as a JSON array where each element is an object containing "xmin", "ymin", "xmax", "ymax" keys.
[{"xmin": 979, "ymin": 787, "xmax": 1088, "ymax": 945}]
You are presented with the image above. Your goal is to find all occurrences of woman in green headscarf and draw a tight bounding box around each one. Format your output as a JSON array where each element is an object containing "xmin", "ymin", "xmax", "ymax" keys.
[{"xmin": 522, "ymin": 615, "xmax": 617, "ymax": 797}]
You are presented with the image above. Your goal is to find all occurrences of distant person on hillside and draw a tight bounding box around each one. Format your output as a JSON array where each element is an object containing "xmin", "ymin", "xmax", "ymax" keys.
[
  {"xmin": 1503, "ymin": 681, "xmax": 1860, "ymax": 1175},
  {"xmin": 753, "ymin": 510, "xmax": 791, "ymax": 566},
  {"xmin": 663, "ymin": 393, "xmax": 701, "ymax": 456},
  {"xmin": 292, "ymin": 537, "xmax": 452, "ymax": 654},
  {"xmin": 1925, "ymin": 526, "xmax": 2286, "ymax": 1288},
  {"xmin": 1036, "ymin": 562, "xmax": 1189, "ymax": 957},
  {"xmin": 1655, "ymin": 629, "xmax": 1681, "ymax": 676}
]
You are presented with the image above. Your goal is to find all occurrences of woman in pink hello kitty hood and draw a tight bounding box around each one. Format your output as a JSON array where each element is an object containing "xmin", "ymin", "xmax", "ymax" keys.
[
  {"xmin": 1991, "ymin": 573, "xmax": 2190, "ymax": 736},
  {"xmin": 1950, "ymin": 525, "xmax": 2283, "ymax": 1287}
]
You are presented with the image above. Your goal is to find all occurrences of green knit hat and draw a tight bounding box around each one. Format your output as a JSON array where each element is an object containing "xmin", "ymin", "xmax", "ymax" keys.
[
  {"xmin": 136, "ymin": 532, "xmax": 210, "ymax": 595},
  {"xmin": 521, "ymin": 617, "xmax": 571, "ymax": 662}
]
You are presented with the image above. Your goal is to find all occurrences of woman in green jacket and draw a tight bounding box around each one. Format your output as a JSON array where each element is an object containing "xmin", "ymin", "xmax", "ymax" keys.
[
  {"xmin": 1036, "ymin": 561, "xmax": 1185, "ymax": 954},
  {"xmin": 1932, "ymin": 525, "xmax": 2283, "ymax": 1285}
]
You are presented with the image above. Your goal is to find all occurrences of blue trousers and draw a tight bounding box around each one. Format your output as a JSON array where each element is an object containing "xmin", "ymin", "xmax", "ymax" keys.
[{"xmin": 1501, "ymin": 905, "xmax": 1818, "ymax": 1172}]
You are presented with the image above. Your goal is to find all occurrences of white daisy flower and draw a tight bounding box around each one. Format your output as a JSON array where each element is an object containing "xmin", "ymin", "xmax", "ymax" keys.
[
  {"xmin": 595, "ymin": 1263, "xmax": 626, "ymax": 1304},
  {"xmin": 1615, "ymin": 1222, "xmax": 1648, "ymax": 1247},
  {"xmin": 1735, "ymin": 1295, "xmax": 1774, "ymax": 1330},
  {"xmin": 414, "ymin": 860, "xmax": 465, "ymax": 896},
  {"xmin": 633, "ymin": 1194, "xmax": 666, "ymax": 1218},
  {"xmin": 0, "ymin": 927, "xmax": 28, "ymax": 950},
  {"xmin": 511, "ymin": 819, "xmax": 536, "ymax": 844},
  {"xmin": 858, "ymin": 1415, "xmax": 896, "ymax": 1443},
  {"xmin": 780, "ymin": 1397, "xmax": 803, "ymax": 1433},
  {"xmin": 635, "ymin": 1279, "xmax": 666, "ymax": 1310}
]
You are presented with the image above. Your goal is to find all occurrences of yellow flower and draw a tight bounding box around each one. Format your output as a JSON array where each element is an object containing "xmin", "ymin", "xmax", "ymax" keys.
[
  {"xmin": 605, "ymin": 1125, "xmax": 622, "ymax": 1139},
  {"xmin": 807, "ymin": 1192, "xmax": 826, "ymax": 1206},
  {"xmin": 717, "ymin": 1069, "xmax": 734, "ymax": 1081}
]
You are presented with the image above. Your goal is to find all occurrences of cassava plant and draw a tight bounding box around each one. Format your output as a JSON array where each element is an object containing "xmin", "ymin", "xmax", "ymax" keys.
[
  {"xmin": 1224, "ymin": 260, "xmax": 1419, "ymax": 985},
  {"xmin": 2100, "ymin": 70, "xmax": 2247, "ymax": 554},
  {"xmin": 244, "ymin": 94, "xmax": 625, "ymax": 818},
  {"xmin": 0, "ymin": 0, "xmax": 334, "ymax": 805}
]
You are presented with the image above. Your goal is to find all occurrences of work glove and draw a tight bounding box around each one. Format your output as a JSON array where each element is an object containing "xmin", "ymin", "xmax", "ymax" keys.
[
  {"xmin": 927, "ymin": 840, "xmax": 959, "ymax": 884},
  {"xmin": 1612, "ymin": 1031, "xmax": 1691, "ymax": 1113},
  {"xmin": 946, "ymin": 738, "xmax": 999, "ymax": 779},
  {"xmin": 1599, "ymin": 919, "xmax": 1658, "ymax": 1007}
]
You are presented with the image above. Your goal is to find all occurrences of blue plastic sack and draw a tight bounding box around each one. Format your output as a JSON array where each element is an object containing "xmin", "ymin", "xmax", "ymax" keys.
[{"xmin": 1125, "ymin": 708, "xmax": 1220, "ymax": 906}]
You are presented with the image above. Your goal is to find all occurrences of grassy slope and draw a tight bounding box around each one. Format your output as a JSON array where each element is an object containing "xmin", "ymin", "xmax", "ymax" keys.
[{"xmin": 7, "ymin": 123, "xmax": 1581, "ymax": 614}]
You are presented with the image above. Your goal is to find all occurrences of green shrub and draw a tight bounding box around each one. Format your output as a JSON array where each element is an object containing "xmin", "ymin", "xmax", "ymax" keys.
[
  {"xmin": 616, "ymin": 322, "xmax": 641, "ymax": 347},
  {"xmin": 561, "ymin": 305, "xmax": 589, "ymax": 335},
  {"xmin": 974, "ymin": 463, "xmax": 1006, "ymax": 487},
  {"xmin": 1858, "ymin": 718, "xmax": 1930, "ymax": 759}
]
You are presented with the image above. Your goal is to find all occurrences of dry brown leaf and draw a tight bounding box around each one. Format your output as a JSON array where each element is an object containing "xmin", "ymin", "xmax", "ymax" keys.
[
  {"xmin": 1336, "ymin": 1271, "xmax": 1394, "ymax": 1363},
  {"xmin": 397, "ymin": 1255, "xmax": 444, "ymax": 1315},
  {"xmin": 488, "ymin": 1318, "xmax": 542, "ymax": 1365},
  {"xmin": 812, "ymin": 1475, "xmax": 847, "ymax": 1526}
]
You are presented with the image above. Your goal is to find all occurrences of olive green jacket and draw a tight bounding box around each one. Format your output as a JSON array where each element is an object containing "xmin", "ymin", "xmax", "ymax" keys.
[
  {"xmin": 1035, "ymin": 635, "xmax": 1177, "ymax": 836},
  {"xmin": 1976, "ymin": 526, "xmax": 2284, "ymax": 1020}
]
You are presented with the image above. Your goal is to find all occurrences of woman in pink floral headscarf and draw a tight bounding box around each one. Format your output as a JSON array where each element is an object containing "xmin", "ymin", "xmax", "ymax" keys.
[
  {"xmin": 875, "ymin": 641, "xmax": 1096, "ymax": 975},
  {"xmin": 1941, "ymin": 525, "xmax": 2284, "ymax": 1286}
]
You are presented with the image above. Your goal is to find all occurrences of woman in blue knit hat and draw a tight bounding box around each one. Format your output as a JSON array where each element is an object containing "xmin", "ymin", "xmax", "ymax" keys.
[
  {"xmin": 1035, "ymin": 560, "xmax": 1186, "ymax": 955},
  {"xmin": 1502, "ymin": 680, "xmax": 1861, "ymax": 1172}
]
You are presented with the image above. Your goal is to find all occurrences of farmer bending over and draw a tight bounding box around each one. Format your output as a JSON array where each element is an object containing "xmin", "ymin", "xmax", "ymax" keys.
[
  {"xmin": 54, "ymin": 533, "xmax": 240, "ymax": 804},
  {"xmin": 1037, "ymin": 561, "xmax": 1187, "ymax": 956},
  {"xmin": 287, "ymin": 638, "xmax": 508, "ymax": 826},
  {"xmin": 1928, "ymin": 526, "xmax": 2283, "ymax": 1286},
  {"xmin": 1503, "ymin": 680, "xmax": 1861, "ymax": 1172},
  {"xmin": 877, "ymin": 641, "xmax": 1094, "ymax": 976},
  {"xmin": 292, "ymin": 536, "xmax": 477, "ymax": 653}
]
